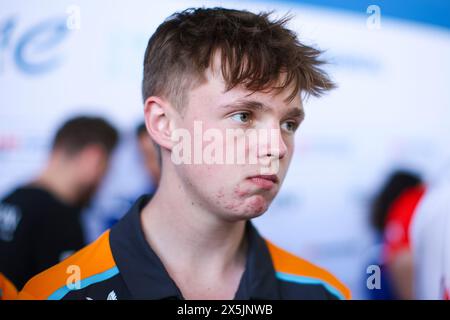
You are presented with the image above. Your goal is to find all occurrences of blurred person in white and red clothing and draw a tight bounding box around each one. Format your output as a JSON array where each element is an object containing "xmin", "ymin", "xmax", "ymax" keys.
[
  {"xmin": 410, "ymin": 164, "xmax": 450, "ymax": 300},
  {"xmin": 369, "ymin": 170, "xmax": 424, "ymax": 300}
]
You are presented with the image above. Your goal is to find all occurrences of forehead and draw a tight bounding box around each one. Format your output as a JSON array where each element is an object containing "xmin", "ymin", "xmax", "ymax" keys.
[{"xmin": 188, "ymin": 65, "xmax": 303, "ymax": 114}]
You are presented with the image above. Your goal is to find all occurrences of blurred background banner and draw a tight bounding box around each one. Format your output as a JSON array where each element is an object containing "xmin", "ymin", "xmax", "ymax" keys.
[{"xmin": 1, "ymin": 0, "xmax": 449, "ymax": 299}]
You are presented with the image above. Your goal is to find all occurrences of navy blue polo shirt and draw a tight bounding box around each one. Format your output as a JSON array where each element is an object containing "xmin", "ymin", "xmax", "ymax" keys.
[{"xmin": 18, "ymin": 195, "xmax": 350, "ymax": 300}]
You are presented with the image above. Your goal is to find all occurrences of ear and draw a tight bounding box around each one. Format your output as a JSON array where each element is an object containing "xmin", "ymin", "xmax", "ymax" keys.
[{"xmin": 143, "ymin": 96, "xmax": 177, "ymax": 151}]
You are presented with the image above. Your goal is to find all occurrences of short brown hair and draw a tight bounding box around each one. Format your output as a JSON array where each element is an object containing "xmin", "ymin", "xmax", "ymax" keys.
[
  {"xmin": 52, "ymin": 116, "xmax": 119, "ymax": 155},
  {"xmin": 142, "ymin": 7, "xmax": 335, "ymax": 109}
]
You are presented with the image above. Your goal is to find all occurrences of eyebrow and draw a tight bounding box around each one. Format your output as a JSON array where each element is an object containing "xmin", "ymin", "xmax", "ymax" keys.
[
  {"xmin": 284, "ymin": 108, "xmax": 305, "ymax": 121},
  {"xmin": 220, "ymin": 100, "xmax": 268, "ymax": 111},
  {"xmin": 220, "ymin": 99, "xmax": 305, "ymax": 121}
]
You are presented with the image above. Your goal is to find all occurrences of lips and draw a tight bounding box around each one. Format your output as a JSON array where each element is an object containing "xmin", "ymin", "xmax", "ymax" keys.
[{"xmin": 247, "ymin": 174, "xmax": 279, "ymax": 190}]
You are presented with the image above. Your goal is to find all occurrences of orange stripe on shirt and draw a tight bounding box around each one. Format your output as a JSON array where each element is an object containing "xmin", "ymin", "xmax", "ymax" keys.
[
  {"xmin": 0, "ymin": 272, "xmax": 18, "ymax": 300},
  {"xmin": 266, "ymin": 240, "xmax": 351, "ymax": 300},
  {"xmin": 17, "ymin": 230, "xmax": 116, "ymax": 300}
]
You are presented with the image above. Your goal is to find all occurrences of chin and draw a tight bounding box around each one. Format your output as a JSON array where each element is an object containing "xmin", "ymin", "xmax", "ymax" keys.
[
  {"xmin": 220, "ymin": 211, "xmax": 266, "ymax": 223},
  {"xmin": 221, "ymin": 195, "xmax": 271, "ymax": 222}
]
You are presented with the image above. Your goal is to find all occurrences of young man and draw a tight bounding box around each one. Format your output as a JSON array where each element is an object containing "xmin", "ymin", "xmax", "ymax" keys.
[
  {"xmin": 0, "ymin": 116, "xmax": 118, "ymax": 291},
  {"xmin": 17, "ymin": 8, "xmax": 350, "ymax": 300}
]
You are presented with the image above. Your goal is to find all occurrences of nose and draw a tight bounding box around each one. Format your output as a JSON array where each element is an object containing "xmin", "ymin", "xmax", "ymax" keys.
[{"xmin": 257, "ymin": 125, "xmax": 288, "ymax": 161}]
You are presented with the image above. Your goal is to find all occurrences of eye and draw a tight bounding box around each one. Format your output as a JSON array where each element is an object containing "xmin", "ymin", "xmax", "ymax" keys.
[
  {"xmin": 230, "ymin": 112, "xmax": 251, "ymax": 124},
  {"xmin": 281, "ymin": 120, "xmax": 298, "ymax": 133}
]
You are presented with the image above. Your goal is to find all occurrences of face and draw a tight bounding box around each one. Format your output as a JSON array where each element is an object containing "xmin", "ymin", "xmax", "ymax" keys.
[
  {"xmin": 75, "ymin": 146, "xmax": 110, "ymax": 207},
  {"xmin": 170, "ymin": 68, "xmax": 304, "ymax": 222}
]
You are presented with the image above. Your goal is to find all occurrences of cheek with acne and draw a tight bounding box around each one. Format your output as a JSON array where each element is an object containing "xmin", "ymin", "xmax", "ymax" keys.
[
  {"xmin": 233, "ymin": 184, "xmax": 251, "ymax": 197},
  {"xmin": 246, "ymin": 196, "xmax": 266, "ymax": 213}
]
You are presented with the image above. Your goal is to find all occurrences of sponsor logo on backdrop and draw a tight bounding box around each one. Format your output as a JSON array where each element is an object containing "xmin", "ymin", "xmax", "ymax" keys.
[{"xmin": 0, "ymin": 16, "xmax": 71, "ymax": 75}]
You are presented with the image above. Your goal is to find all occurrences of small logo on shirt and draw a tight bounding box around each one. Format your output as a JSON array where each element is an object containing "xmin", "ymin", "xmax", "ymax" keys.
[
  {"xmin": 107, "ymin": 290, "xmax": 117, "ymax": 300},
  {"xmin": 85, "ymin": 290, "xmax": 118, "ymax": 300}
]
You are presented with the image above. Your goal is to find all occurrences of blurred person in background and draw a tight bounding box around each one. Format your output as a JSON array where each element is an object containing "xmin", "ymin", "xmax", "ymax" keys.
[
  {"xmin": 136, "ymin": 122, "xmax": 161, "ymax": 194},
  {"xmin": 411, "ymin": 166, "xmax": 450, "ymax": 299},
  {"xmin": 382, "ymin": 177, "xmax": 425, "ymax": 300},
  {"xmin": 0, "ymin": 116, "xmax": 118, "ymax": 291},
  {"xmin": 368, "ymin": 170, "xmax": 423, "ymax": 299}
]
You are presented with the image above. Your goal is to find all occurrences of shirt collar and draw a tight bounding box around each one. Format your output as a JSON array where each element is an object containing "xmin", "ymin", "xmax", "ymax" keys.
[{"xmin": 110, "ymin": 195, "xmax": 280, "ymax": 300}]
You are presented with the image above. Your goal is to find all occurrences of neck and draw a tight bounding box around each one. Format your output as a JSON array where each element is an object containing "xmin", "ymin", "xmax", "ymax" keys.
[{"xmin": 140, "ymin": 164, "xmax": 247, "ymax": 285}]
